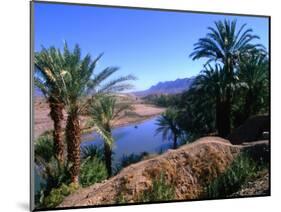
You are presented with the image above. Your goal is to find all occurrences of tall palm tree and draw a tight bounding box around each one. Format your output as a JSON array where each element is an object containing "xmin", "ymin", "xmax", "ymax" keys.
[
  {"xmin": 88, "ymin": 95, "xmax": 132, "ymax": 177},
  {"xmin": 60, "ymin": 43, "xmax": 135, "ymax": 183},
  {"xmin": 238, "ymin": 54, "xmax": 269, "ymax": 120},
  {"xmin": 190, "ymin": 19, "xmax": 264, "ymax": 137},
  {"xmin": 193, "ymin": 64, "xmax": 227, "ymax": 136},
  {"xmin": 34, "ymin": 47, "xmax": 67, "ymax": 164},
  {"xmin": 155, "ymin": 108, "xmax": 182, "ymax": 149}
]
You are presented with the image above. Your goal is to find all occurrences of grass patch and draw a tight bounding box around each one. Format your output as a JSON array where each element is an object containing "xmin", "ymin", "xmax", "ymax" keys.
[
  {"xmin": 116, "ymin": 172, "xmax": 175, "ymax": 204},
  {"xmin": 138, "ymin": 172, "xmax": 175, "ymax": 202},
  {"xmin": 206, "ymin": 153, "xmax": 259, "ymax": 198}
]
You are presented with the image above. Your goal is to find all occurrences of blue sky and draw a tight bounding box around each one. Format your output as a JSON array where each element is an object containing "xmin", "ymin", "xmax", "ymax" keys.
[{"xmin": 34, "ymin": 2, "xmax": 269, "ymax": 91}]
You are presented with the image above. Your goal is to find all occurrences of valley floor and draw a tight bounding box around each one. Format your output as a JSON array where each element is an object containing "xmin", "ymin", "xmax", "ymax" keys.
[{"xmin": 34, "ymin": 98, "xmax": 165, "ymax": 139}]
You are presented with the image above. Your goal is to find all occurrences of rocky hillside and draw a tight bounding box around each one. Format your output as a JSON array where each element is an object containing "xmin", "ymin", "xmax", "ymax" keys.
[{"xmin": 59, "ymin": 137, "xmax": 243, "ymax": 207}]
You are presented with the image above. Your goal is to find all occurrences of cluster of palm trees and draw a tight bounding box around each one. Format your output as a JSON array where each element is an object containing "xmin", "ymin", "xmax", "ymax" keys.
[
  {"xmin": 34, "ymin": 43, "xmax": 135, "ymax": 184},
  {"xmin": 155, "ymin": 19, "xmax": 268, "ymax": 145},
  {"xmin": 190, "ymin": 19, "xmax": 267, "ymax": 137}
]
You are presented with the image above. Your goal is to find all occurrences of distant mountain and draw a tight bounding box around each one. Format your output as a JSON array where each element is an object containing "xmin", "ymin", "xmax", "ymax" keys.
[{"xmin": 133, "ymin": 77, "xmax": 196, "ymax": 97}]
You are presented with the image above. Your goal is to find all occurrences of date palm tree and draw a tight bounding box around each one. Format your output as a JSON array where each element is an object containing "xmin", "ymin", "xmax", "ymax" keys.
[
  {"xmin": 238, "ymin": 54, "xmax": 269, "ymax": 120},
  {"xmin": 34, "ymin": 47, "xmax": 67, "ymax": 164},
  {"xmin": 155, "ymin": 108, "xmax": 182, "ymax": 149},
  {"xmin": 193, "ymin": 64, "xmax": 242, "ymax": 136},
  {"xmin": 88, "ymin": 95, "xmax": 132, "ymax": 177},
  {"xmin": 60, "ymin": 43, "xmax": 135, "ymax": 183},
  {"xmin": 190, "ymin": 19, "xmax": 264, "ymax": 137},
  {"xmin": 36, "ymin": 42, "xmax": 135, "ymax": 184},
  {"xmin": 193, "ymin": 64, "xmax": 227, "ymax": 136}
]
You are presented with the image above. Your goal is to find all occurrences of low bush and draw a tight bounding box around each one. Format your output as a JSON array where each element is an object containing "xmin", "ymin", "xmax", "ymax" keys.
[
  {"xmin": 39, "ymin": 157, "xmax": 72, "ymax": 193},
  {"xmin": 81, "ymin": 144, "xmax": 104, "ymax": 160},
  {"xmin": 115, "ymin": 172, "xmax": 175, "ymax": 204},
  {"xmin": 80, "ymin": 157, "xmax": 108, "ymax": 187},
  {"xmin": 113, "ymin": 152, "xmax": 148, "ymax": 174},
  {"xmin": 138, "ymin": 172, "xmax": 175, "ymax": 202},
  {"xmin": 206, "ymin": 153, "xmax": 258, "ymax": 198},
  {"xmin": 40, "ymin": 183, "xmax": 79, "ymax": 208},
  {"xmin": 34, "ymin": 134, "xmax": 54, "ymax": 164}
]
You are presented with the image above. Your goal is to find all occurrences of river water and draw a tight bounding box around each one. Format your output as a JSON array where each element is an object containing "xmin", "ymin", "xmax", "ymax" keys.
[{"xmin": 81, "ymin": 115, "xmax": 174, "ymax": 167}]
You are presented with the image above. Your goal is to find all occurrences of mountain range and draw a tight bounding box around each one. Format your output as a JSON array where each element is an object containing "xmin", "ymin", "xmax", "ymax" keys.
[{"xmin": 133, "ymin": 76, "xmax": 195, "ymax": 97}]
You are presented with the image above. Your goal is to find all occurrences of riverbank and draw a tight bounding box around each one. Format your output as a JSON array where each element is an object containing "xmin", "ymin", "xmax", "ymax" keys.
[{"xmin": 34, "ymin": 98, "xmax": 166, "ymax": 139}]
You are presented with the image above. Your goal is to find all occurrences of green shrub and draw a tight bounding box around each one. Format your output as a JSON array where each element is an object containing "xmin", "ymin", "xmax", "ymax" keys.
[
  {"xmin": 34, "ymin": 134, "xmax": 71, "ymax": 208},
  {"xmin": 39, "ymin": 157, "xmax": 72, "ymax": 194},
  {"xmin": 206, "ymin": 153, "xmax": 258, "ymax": 198},
  {"xmin": 41, "ymin": 183, "xmax": 79, "ymax": 208},
  {"xmin": 81, "ymin": 145, "xmax": 104, "ymax": 160},
  {"xmin": 139, "ymin": 172, "xmax": 175, "ymax": 202},
  {"xmin": 80, "ymin": 157, "xmax": 108, "ymax": 187},
  {"xmin": 34, "ymin": 134, "xmax": 54, "ymax": 164},
  {"xmin": 113, "ymin": 152, "xmax": 148, "ymax": 174},
  {"xmin": 42, "ymin": 187, "xmax": 64, "ymax": 208}
]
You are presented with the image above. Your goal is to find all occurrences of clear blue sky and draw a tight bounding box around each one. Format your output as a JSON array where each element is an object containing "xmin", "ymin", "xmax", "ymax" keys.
[{"xmin": 34, "ymin": 2, "xmax": 269, "ymax": 91}]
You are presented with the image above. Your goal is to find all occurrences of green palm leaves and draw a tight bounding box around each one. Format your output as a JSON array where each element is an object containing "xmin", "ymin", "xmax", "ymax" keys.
[
  {"xmin": 89, "ymin": 95, "xmax": 133, "ymax": 176},
  {"xmin": 156, "ymin": 108, "xmax": 182, "ymax": 149},
  {"xmin": 190, "ymin": 19, "xmax": 264, "ymax": 65},
  {"xmin": 194, "ymin": 64, "xmax": 227, "ymax": 99},
  {"xmin": 237, "ymin": 54, "xmax": 269, "ymax": 121},
  {"xmin": 35, "ymin": 46, "xmax": 68, "ymax": 164}
]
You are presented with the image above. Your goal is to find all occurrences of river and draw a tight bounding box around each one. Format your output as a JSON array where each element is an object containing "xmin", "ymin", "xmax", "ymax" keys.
[{"xmin": 81, "ymin": 115, "xmax": 174, "ymax": 167}]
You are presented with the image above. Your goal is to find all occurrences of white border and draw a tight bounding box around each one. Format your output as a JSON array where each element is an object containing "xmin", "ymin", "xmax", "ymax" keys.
[{"xmin": 1, "ymin": 0, "xmax": 280, "ymax": 211}]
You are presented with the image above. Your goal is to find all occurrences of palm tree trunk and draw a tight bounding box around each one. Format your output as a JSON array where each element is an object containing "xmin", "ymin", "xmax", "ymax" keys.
[
  {"xmin": 49, "ymin": 100, "xmax": 64, "ymax": 164},
  {"xmin": 173, "ymin": 134, "xmax": 177, "ymax": 149},
  {"xmin": 218, "ymin": 100, "xmax": 231, "ymax": 138},
  {"xmin": 66, "ymin": 108, "xmax": 81, "ymax": 184},
  {"xmin": 216, "ymin": 97, "xmax": 222, "ymax": 136},
  {"xmin": 104, "ymin": 142, "xmax": 112, "ymax": 177},
  {"xmin": 220, "ymin": 59, "xmax": 232, "ymax": 138},
  {"xmin": 243, "ymin": 89, "xmax": 254, "ymax": 121},
  {"xmin": 104, "ymin": 125, "xmax": 112, "ymax": 177}
]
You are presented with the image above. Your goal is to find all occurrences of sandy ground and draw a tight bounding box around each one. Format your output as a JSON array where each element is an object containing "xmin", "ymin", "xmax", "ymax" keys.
[{"xmin": 33, "ymin": 98, "xmax": 165, "ymax": 139}]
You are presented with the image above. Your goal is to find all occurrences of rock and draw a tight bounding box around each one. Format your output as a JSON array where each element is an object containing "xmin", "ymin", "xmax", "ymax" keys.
[
  {"xmin": 228, "ymin": 115, "xmax": 269, "ymax": 145},
  {"xmin": 59, "ymin": 137, "xmax": 242, "ymax": 207}
]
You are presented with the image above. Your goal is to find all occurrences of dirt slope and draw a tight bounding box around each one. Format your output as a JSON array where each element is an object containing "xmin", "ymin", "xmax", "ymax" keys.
[{"xmin": 59, "ymin": 137, "xmax": 241, "ymax": 207}]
